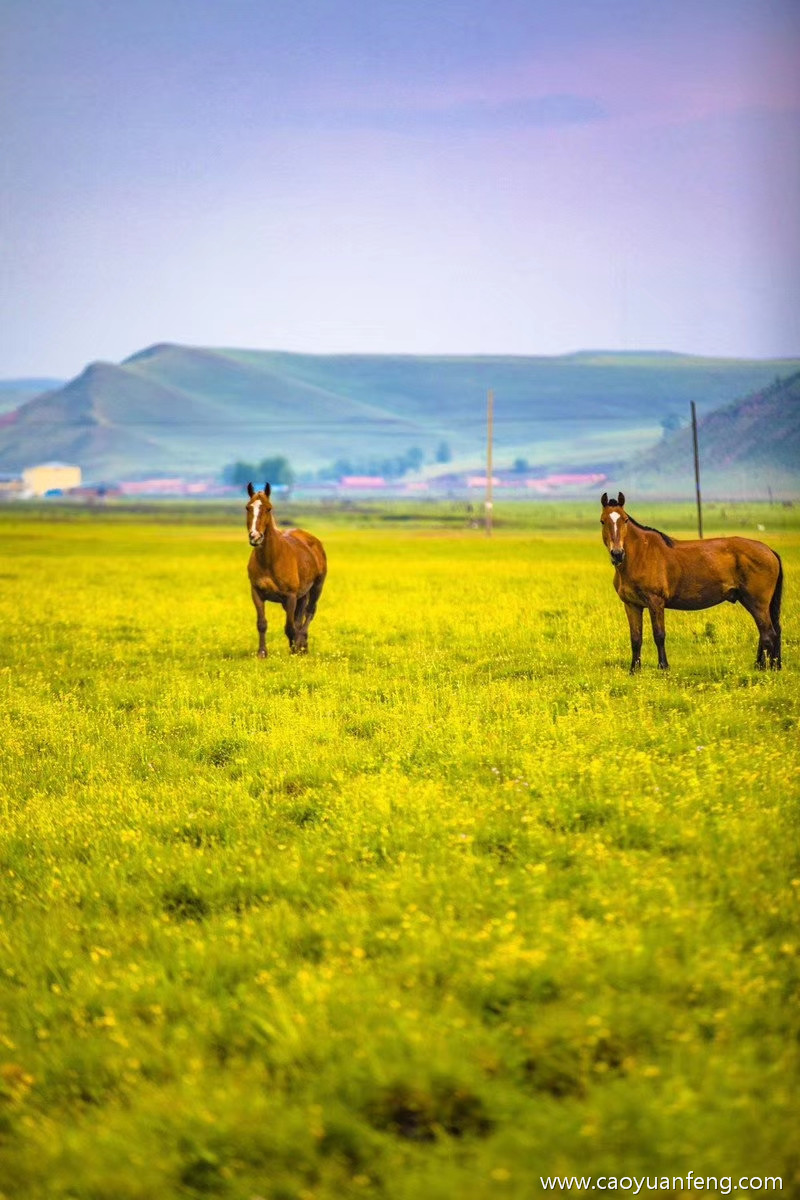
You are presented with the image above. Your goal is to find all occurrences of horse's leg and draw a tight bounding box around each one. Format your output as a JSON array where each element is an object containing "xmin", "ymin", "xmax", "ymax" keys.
[
  {"xmin": 755, "ymin": 633, "xmax": 767, "ymax": 670},
  {"xmin": 647, "ymin": 599, "xmax": 669, "ymax": 669},
  {"xmin": 740, "ymin": 595, "xmax": 779, "ymax": 669},
  {"xmin": 306, "ymin": 574, "xmax": 325, "ymax": 626},
  {"xmin": 293, "ymin": 593, "xmax": 310, "ymax": 653},
  {"xmin": 300, "ymin": 573, "xmax": 325, "ymax": 652},
  {"xmin": 624, "ymin": 603, "xmax": 643, "ymax": 673},
  {"xmin": 771, "ymin": 611, "xmax": 782, "ymax": 671},
  {"xmin": 251, "ymin": 587, "xmax": 267, "ymax": 659},
  {"xmin": 283, "ymin": 594, "xmax": 298, "ymax": 653},
  {"xmin": 295, "ymin": 593, "xmax": 309, "ymax": 630}
]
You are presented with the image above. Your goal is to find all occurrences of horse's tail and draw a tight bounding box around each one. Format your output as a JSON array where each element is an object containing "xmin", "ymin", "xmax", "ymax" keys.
[{"xmin": 770, "ymin": 552, "xmax": 783, "ymax": 655}]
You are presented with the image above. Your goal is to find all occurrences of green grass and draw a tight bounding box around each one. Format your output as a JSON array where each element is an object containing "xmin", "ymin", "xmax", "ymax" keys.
[{"xmin": 0, "ymin": 502, "xmax": 798, "ymax": 1199}]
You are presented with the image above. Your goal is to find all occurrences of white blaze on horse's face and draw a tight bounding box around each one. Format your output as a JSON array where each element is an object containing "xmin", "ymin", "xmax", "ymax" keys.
[
  {"xmin": 602, "ymin": 506, "xmax": 628, "ymax": 565},
  {"xmin": 248, "ymin": 498, "xmax": 264, "ymax": 546}
]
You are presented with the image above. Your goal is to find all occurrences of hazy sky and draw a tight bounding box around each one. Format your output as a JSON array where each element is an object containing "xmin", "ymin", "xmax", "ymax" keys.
[{"xmin": 1, "ymin": 0, "xmax": 799, "ymax": 378}]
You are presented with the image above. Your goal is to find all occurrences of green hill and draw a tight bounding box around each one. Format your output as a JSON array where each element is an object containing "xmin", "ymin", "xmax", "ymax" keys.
[
  {"xmin": 625, "ymin": 372, "xmax": 800, "ymax": 499},
  {"xmin": 0, "ymin": 344, "xmax": 797, "ymax": 481}
]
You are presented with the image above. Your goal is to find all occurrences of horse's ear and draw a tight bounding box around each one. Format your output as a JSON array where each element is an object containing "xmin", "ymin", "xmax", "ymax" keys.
[
  {"xmin": 247, "ymin": 482, "xmax": 254, "ymax": 497},
  {"xmin": 264, "ymin": 482, "xmax": 271, "ymax": 498},
  {"xmin": 601, "ymin": 492, "xmax": 609, "ymax": 507},
  {"xmin": 617, "ymin": 491, "xmax": 625, "ymax": 507}
]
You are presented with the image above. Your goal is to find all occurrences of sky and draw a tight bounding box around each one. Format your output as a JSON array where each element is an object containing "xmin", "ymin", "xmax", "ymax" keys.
[{"xmin": 1, "ymin": 0, "xmax": 799, "ymax": 379}]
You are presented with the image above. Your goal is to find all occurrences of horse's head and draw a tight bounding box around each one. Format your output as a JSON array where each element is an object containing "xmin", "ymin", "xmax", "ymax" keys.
[
  {"xmin": 600, "ymin": 491, "xmax": 629, "ymax": 566},
  {"xmin": 246, "ymin": 481, "xmax": 273, "ymax": 546}
]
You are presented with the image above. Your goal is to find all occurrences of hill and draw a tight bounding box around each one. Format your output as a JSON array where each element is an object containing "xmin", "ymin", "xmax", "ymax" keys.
[
  {"xmin": 0, "ymin": 344, "xmax": 798, "ymax": 482},
  {"xmin": 0, "ymin": 379, "xmax": 64, "ymax": 417},
  {"xmin": 625, "ymin": 372, "xmax": 800, "ymax": 499}
]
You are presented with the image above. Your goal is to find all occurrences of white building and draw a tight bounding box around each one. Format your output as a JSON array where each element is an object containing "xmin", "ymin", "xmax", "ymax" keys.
[{"xmin": 22, "ymin": 462, "xmax": 82, "ymax": 496}]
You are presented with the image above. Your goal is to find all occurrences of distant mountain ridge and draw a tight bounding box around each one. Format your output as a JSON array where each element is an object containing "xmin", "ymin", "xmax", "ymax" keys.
[
  {"xmin": 0, "ymin": 379, "xmax": 65, "ymax": 417},
  {"xmin": 0, "ymin": 343, "xmax": 798, "ymax": 483},
  {"xmin": 626, "ymin": 371, "xmax": 800, "ymax": 497}
]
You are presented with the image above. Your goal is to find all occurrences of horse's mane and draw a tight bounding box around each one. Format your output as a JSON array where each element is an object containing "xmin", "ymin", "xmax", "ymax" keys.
[{"xmin": 629, "ymin": 516, "xmax": 674, "ymax": 547}]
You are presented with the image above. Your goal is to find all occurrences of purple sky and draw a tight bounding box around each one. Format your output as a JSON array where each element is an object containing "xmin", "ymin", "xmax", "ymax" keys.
[{"xmin": 1, "ymin": 0, "xmax": 799, "ymax": 378}]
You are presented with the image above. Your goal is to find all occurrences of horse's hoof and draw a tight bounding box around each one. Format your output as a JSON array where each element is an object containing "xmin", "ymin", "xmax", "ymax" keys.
[{"xmin": 257, "ymin": 650, "xmax": 267, "ymax": 659}]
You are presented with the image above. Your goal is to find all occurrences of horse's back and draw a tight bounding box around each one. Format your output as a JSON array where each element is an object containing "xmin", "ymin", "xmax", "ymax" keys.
[
  {"xmin": 668, "ymin": 533, "xmax": 779, "ymax": 606},
  {"xmin": 726, "ymin": 534, "xmax": 779, "ymax": 564},
  {"xmin": 700, "ymin": 535, "xmax": 779, "ymax": 582}
]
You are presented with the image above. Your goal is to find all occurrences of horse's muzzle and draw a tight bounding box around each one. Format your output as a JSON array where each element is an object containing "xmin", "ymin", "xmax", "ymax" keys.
[
  {"xmin": 249, "ymin": 534, "xmax": 264, "ymax": 547},
  {"xmin": 610, "ymin": 549, "xmax": 625, "ymax": 566}
]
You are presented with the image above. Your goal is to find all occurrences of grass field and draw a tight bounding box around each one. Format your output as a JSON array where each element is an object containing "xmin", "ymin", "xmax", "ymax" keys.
[{"xmin": 0, "ymin": 500, "xmax": 798, "ymax": 1199}]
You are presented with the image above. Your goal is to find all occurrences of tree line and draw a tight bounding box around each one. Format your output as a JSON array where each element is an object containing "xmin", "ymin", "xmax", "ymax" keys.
[
  {"xmin": 223, "ymin": 457, "xmax": 295, "ymax": 487},
  {"xmin": 224, "ymin": 443, "xmax": 454, "ymax": 487}
]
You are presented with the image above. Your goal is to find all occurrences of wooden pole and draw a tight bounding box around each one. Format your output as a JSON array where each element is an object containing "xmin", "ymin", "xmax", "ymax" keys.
[
  {"xmin": 486, "ymin": 389, "xmax": 494, "ymax": 536},
  {"xmin": 691, "ymin": 400, "xmax": 703, "ymax": 539}
]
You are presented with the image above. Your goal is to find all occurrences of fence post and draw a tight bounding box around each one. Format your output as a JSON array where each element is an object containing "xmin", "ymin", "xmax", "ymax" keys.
[{"xmin": 691, "ymin": 400, "xmax": 703, "ymax": 539}]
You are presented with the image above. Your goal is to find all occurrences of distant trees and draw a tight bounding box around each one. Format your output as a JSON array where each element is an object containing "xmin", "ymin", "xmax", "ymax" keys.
[
  {"xmin": 224, "ymin": 444, "xmax": 434, "ymax": 486},
  {"xmin": 660, "ymin": 414, "xmax": 683, "ymax": 438},
  {"xmin": 223, "ymin": 456, "xmax": 294, "ymax": 487},
  {"xmin": 317, "ymin": 446, "xmax": 425, "ymax": 481},
  {"xmin": 435, "ymin": 441, "xmax": 452, "ymax": 464},
  {"xmin": 512, "ymin": 457, "xmax": 530, "ymax": 473}
]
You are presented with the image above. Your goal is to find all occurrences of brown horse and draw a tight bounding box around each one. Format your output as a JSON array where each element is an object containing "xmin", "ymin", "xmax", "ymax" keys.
[
  {"xmin": 245, "ymin": 482, "xmax": 327, "ymax": 656},
  {"xmin": 600, "ymin": 492, "xmax": 783, "ymax": 672}
]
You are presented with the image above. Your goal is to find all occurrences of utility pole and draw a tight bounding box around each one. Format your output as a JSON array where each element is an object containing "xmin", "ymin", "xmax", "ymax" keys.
[
  {"xmin": 691, "ymin": 400, "xmax": 703, "ymax": 539},
  {"xmin": 486, "ymin": 389, "xmax": 494, "ymax": 536}
]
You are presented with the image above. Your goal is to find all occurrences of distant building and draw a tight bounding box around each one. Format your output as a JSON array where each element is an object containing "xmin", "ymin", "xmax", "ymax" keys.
[
  {"xmin": 0, "ymin": 472, "xmax": 23, "ymax": 498},
  {"xmin": 22, "ymin": 462, "xmax": 82, "ymax": 496},
  {"xmin": 118, "ymin": 477, "xmax": 218, "ymax": 496},
  {"xmin": 526, "ymin": 473, "xmax": 606, "ymax": 493},
  {"xmin": 339, "ymin": 476, "xmax": 387, "ymax": 489},
  {"xmin": 72, "ymin": 482, "xmax": 122, "ymax": 501},
  {"xmin": 118, "ymin": 478, "xmax": 190, "ymax": 495}
]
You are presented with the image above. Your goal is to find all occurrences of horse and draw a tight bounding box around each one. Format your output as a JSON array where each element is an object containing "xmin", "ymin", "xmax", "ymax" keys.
[
  {"xmin": 245, "ymin": 482, "xmax": 327, "ymax": 656},
  {"xmin": 600, "ymin": 492, "xmax": 782, "ymax": 672}
]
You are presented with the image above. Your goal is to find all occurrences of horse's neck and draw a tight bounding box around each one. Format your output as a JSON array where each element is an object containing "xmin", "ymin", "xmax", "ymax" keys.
[
  {"xmin": 625, "ymin": 520, "xmax": 649, "ymax": 559},
  {"xmin": 255, "ymin": 518, "xmax": 282, "ymax": 565},
  {"xmin": 628, "ymin": 520, "xmax": 670, "ymax": 560}
]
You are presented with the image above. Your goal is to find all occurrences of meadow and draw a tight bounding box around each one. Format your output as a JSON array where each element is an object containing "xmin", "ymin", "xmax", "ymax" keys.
[{"xmin": 0, "ymin": 499, "xmax": 798, "ymax": 1200}]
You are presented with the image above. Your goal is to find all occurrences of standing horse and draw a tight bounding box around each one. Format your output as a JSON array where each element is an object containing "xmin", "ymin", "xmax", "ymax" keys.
[
  {"xmin": 600, "ymin": 492, "xmax": 782, "ymax": 672},
  {"xmin": 245, "ymin": 482, "xmax": 327, "ymax": 656}
]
